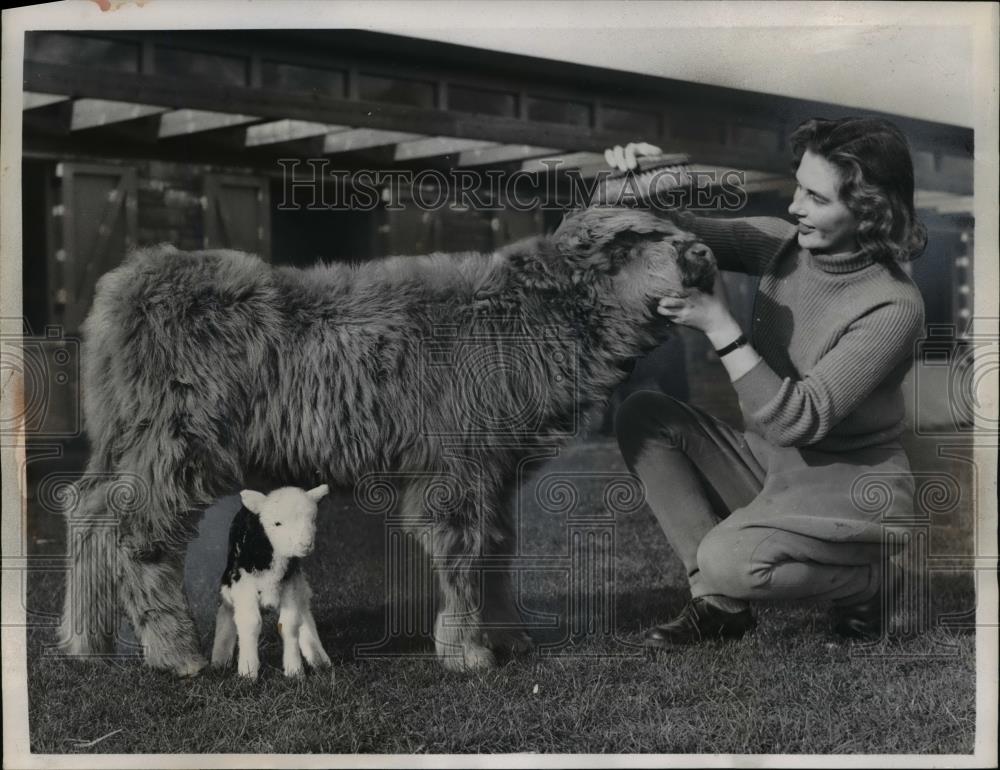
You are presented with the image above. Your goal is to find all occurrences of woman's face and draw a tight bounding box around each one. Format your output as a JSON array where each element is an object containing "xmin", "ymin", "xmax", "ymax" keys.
[{"xmin": 788, "ymin": 149, "xmax": 859, "ymax": 255}]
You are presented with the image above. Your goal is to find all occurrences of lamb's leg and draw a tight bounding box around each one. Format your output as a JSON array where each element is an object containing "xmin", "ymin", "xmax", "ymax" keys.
[
  {"xmin": 230, "ymin": 584, "xmax": 262, "ymax": 680},
  {"xmin": 299, "ymin": 613, "xmax": 331, "ymax": 670},
  {"xmin": 117, "ymin": 537, "xmax": 207, "ymax": 677},
  {"xmin": 56, "ymin": 478, "xmax": 119, "ymax": 657},
  {"xmin": 210, "ymin": 601, "xmax": 238, "ymax": 668},
  {"xmin": 278, "ymin": 580, "xmax": 304, "ymax": 678}
]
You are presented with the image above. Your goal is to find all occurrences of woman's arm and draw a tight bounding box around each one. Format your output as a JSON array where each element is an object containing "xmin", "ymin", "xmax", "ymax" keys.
[
  {"xmin": 673, "ymin": 213, "xmax": 797, "ymax": 276},
  {"xmin": 603, "ymin": 142, "xmax": 797, "ymax": 275},
  {"xmin": 658, "ymin": 282, "xmax": 925, "ymax": 447},
  {"xmin": 730, "ymin": 299, "xmax": 925, "ymax": 447}
]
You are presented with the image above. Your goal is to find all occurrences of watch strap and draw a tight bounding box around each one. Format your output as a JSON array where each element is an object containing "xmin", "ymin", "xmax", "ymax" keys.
[{"xmin": 715, "ymin": 334, "xmax": 748, "ymax": 357}]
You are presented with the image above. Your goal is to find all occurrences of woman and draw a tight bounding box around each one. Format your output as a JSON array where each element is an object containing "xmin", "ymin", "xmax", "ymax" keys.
[{"xmin": 608, "ymin": 117, "xmax": 927, "ymax": 646}]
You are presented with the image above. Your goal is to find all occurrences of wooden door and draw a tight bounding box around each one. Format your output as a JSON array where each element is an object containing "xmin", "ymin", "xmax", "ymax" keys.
[
  {"xmin": 58, "ymin": 163, "xmax": 138, "ymax": 334},
  {"xmin": 203, "ymin": 174, "xmax": 271, "ymax": 259}
]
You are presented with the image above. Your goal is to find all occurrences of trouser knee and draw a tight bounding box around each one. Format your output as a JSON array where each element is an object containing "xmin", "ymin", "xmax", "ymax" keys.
[{"xmin": 696, "ymin": 526, "xmax": 767, "ymax": 599}]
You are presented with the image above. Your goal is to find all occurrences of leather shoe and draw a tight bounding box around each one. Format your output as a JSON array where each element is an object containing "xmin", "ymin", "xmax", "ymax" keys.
[
  {"xmin": 643, "ymin": 597, "xmax": 755, "ymax": 648},
  {"xmin": 831, "ymin": 562, "xmax": 904, "ymax": 640}
]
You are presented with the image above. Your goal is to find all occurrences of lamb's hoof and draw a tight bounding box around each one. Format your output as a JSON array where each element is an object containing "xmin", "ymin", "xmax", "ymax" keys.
[
  {"xmin": 439, "ymin": 643, "xmax": 497, "ymax": 672},
  {"xmin": 237, "ymin": 660, "xmax": 260, "ymax": 680},
  {"xmin": 210, "ymin": 653, "xmax": 232, "ymax": 669}
]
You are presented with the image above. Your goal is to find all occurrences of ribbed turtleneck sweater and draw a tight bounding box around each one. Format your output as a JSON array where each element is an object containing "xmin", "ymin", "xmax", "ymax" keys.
[{"xmin": 681, "ymin": 215, "xmax": 925, "ymax": 452}]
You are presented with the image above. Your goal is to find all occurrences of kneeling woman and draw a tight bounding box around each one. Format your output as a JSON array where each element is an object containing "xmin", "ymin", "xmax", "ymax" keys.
[{"xmin": 610, "ymin": 117, "xmax": 927, "ymax": 645}]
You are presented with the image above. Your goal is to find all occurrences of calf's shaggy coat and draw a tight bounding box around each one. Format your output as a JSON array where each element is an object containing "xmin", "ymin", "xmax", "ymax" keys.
[
  {"xmin": 212, "ymin": 485, "xmax": 331, "ymax": 679},
  {"xmin": 58, "ymin": 206, "xmax": 716, "ymax": 674}
]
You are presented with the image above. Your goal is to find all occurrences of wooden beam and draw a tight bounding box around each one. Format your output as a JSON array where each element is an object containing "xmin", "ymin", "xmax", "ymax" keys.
[
  {"xmin": 521, "ymin": 152, "xmax": 607, "ymax": 174},
  {"xmin": 323, "ymin": 129, "xmax": 424, "ymax": 154},
  {"xmin": 23, "ymin": 92, "xmax": 70, "ymax": 110},
  {"xmin": 158, "ymin": 109, "xmax": 260, "ymax": 138},
  {"xmin": 70, "ymin": 98, "xmax": 169, "ymax": 131},
  {"xmin": 245, "ymin": 119, "xmax": 349, "ymax": 147},
  {"xmin": 394, "ymin": 136, "xmax": 498, "ymax": 161},
  {"xmin": 22, "ymin": 61, "xmax": 973, "ymax": 194},
  {"xmin": 458, "ymin": 144, "xmax": 562, "ymax": 167},
  {"xmin": 23, "ymin": 62, "xmax": 662, "ymax": 155}
]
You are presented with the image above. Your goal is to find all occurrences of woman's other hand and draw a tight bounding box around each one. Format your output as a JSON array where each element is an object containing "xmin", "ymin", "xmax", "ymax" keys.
[
  {"xmin": 604, "ymin": 142, "xmax": 663, "ymax": 172},
  {"xmin": 657, "ymin": 274, "xmax": 740, "ymax": 344}
]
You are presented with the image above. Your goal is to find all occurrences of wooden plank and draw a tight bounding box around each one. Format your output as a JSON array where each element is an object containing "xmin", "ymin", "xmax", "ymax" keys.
[
  {"xmin": 458, "ymin": 144, "xmax": 562, "ymax": 167},
  {"xmin": 23, "ymin": 92, "xmax": 70, "ymax": 110},
  {"xmin": 394, "ymin": 136, "xmax": 498, "ymax": 161},
  {"xmin": 323, "ymin": 129, "xmax": 424, "ymax": 154},
  {"xmin": 245, "ymin": 119, "xmax": 349, "ymax": 147},
  {"xmin": 70, "ymin": 98, "xmax": 169, "ymax": 131},
  {"xmin": 158, "ymin": 109, "xmax": 260, "ymax": 138}
]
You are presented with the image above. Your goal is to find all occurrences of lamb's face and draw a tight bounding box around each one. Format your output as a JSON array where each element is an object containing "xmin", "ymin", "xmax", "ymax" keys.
[{"xmin": 240, "ymin": 485, "xmax": 329, "ymax": 559}]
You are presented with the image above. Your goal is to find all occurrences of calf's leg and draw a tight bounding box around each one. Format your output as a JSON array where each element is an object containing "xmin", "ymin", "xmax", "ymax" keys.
[
  {"xmin": 57, "ymin": 476, "xmax": 120, "ymax": 657},
  {"xmin": 117, "ymin": 535, "xmax": 207, "ymax": 677}
]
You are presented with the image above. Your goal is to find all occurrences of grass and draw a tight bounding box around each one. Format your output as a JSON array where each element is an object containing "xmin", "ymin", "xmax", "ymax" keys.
[{"xmin": 24, "ymin": 436, "xmax": 979, "ymax": 755}]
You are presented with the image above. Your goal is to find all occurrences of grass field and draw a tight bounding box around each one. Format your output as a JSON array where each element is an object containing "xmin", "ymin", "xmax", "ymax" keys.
[{"xmin": 23, "ymin": 435, "xmax": 979, "ymax": 755}]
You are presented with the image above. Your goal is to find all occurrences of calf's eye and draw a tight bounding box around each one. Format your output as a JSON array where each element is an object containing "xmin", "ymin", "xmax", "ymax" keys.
[{"xmin": 274, "ymin": 522, "xmax": 282, "ymax": 527}]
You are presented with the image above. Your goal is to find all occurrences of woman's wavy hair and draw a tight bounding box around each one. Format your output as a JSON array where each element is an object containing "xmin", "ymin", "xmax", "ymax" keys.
[{"xmin": 790, "ymin": 117, "xmax": 927, "ymax": 264}]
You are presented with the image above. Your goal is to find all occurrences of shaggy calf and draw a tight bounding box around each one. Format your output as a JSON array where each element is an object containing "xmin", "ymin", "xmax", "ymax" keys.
[
  {"xmin": 211, "ymin": 485, "xmax": 331, "ymax": 679},
  {"xmin": 58, "ymin": 206, "xmax": 716, "ymax": 675}
]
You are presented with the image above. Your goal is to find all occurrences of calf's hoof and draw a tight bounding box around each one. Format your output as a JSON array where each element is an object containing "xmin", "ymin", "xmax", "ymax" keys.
[
  {"xmin": 144, "ymin": 644, "xmax": 208, "ymax": 677},
  {"xmin": 482, "ymin": 628, "xmax": 535, "ymax": 657},
  {"xmin": 55, "ymin": 632, "xmax": 113, "ymax": 658},
  {"xmin": 173, "ymin": 656, "xmax": 209, "ymax": 678},
  {"xmin": 283, "ymin": 661, "xmax": 305, "ymax": 679}
]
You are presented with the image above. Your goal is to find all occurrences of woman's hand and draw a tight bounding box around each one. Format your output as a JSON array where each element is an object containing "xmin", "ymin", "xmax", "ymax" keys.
[
  {"xmin": 604, "ymin": 142, "xmax": 663, "ymax": 171},
  {"xmin": 657, "ymin": 275, "xmax": 742, "ymax": 347}
]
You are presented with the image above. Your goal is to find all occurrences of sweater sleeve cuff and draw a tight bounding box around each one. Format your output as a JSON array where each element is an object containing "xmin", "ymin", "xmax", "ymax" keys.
[{"xmin": 732, "ymin": 357, "xmax": 786, "ymax": 416}]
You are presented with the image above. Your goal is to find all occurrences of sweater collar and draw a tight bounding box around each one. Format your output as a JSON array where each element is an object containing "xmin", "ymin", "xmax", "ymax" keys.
[{"xmin": 808, "ymin": 248, "xmax": 875, "ymax": 274}]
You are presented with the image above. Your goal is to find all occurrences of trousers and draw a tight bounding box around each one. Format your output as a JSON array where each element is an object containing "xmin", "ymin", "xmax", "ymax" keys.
[{"xmin": 615, "ymin": 391, "xmax": 914, "ymax": 606}]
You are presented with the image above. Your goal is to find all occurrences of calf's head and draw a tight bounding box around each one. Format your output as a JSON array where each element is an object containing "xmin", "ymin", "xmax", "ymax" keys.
[
  {"xmin": 239, "ymin": 484, "xmax": 330, "ymax": 558},
  {"xmin": 552, "ymin": 207, "xmax": 717, "ymax": 315}
]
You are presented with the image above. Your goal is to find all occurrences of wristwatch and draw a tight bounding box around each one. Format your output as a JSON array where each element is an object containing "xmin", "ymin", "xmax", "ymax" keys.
[{"xmin": 714, "ymin": 334, "xmax": 748, "ymax": 358}]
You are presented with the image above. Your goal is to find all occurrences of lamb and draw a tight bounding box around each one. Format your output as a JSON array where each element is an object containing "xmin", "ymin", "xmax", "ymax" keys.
[{"xmin": 210, "ymin": 484, "xmax": 332, "ymax": 679}]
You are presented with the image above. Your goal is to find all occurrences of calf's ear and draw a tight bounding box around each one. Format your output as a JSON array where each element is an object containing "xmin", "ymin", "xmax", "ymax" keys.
[
  {"xmin": 306, "ymin": 484, "xmax": 330, "ymax": 502},
  {"xmin": 240, "ymin": 489, "xmax": 267, "ymax": 514}
]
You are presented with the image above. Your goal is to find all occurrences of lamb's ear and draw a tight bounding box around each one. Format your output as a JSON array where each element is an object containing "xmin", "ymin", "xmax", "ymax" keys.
[
  {"xmin": 306, "ymin": 484, "xmax": 330, "ymax": 503},
  {"xmin": 240, "ymin": 490, "xmax": 267, "ymax": 514}
]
